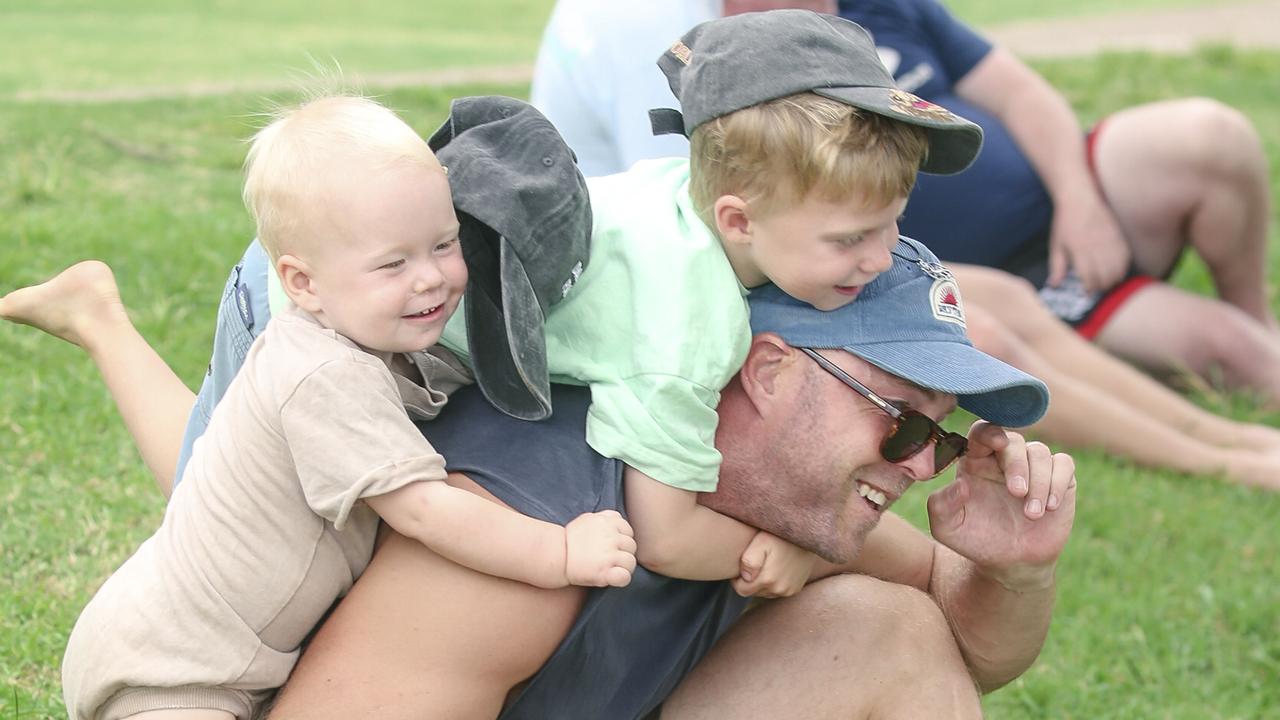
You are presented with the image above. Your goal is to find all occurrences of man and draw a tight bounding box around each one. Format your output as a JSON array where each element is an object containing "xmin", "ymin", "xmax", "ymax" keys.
[
  {"xmin": 532, "ymin": 0, "xmax": 1280, "ymax": 405},
  {"xmin": 266, "ymin": 239, "xmax": 1075, "ymax": 719}
]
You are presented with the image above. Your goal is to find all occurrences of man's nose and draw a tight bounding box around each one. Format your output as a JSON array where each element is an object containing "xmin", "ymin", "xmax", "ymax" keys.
[{"xmin": 896, "ymin": 442, "xmax": 938, "ymax": 482}]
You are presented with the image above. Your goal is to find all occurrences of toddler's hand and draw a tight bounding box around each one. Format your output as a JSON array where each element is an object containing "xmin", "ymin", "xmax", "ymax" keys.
[
  {"xmin": 565, "ymin": 510, "xmax": 637, "ymax": 587},
  {"xmin": 732, "ymin": 531, "xmax": 817, "ymax": 598}
]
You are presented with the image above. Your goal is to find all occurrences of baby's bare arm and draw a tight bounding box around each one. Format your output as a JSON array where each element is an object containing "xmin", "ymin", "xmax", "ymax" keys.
[{"xmin": 366, "ymin": 480, "xmax": 635, "ymax": 589}]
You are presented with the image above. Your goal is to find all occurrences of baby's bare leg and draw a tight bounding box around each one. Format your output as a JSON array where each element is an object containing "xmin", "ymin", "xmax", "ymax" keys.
[{"xmin": 1, "ymin": 261, "xmax": 195, "ymax": 495}]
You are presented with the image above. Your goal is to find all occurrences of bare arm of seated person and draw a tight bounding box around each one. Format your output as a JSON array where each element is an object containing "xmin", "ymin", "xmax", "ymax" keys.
[
  {"xmin": 957, "ymin": 47, "xmax": 1130, "ymax": 291},
  {"xmin": 366, "ymin": 479, "xmax": 637, "ymax": 589},
  {"xmin": 623, "ymin": 465, "xmax": 817, "ymax": 596}
]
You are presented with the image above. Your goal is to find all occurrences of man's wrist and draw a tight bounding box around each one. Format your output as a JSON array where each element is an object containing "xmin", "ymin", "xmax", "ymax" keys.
[{"xmin": 974, "ymin": 560, "xmax": 1057, "ymax": 594}]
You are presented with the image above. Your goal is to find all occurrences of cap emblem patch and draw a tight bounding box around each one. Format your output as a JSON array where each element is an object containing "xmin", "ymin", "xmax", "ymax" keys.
[
  {"xmin": 669, "ymin": 41, "xmax": 692, "ymax": 66},
  {"xmin": 889, "ymin": 89, "xmax": 956, "ymax": 122},
  {"xmin": 560, "ymin": 260, "xmax": 584, "ymax": 299},
  {"xmin": 929, "ymin": 278, "xmax": 966, "ymax": 328}
]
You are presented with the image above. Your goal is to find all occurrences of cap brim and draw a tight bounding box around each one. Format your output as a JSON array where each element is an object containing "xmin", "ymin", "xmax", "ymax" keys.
[
  {"xmin": 849, "ymin": 339, "xmax": 1049, "ymax": 428},
  {"xmin": 465, "ymin": 235, "xmax": 553, "ymax": 421},
  {"xmin": 813, "ymin": 86, "xmax": 984, "ymax": 175}
]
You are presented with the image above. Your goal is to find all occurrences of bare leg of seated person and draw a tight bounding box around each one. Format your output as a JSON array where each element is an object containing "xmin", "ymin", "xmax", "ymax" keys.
[
  {"xmin": 1092, "ymin": 98, "xmax": 1276, "ymax": 332},
  {"xmin": 964, "ymin": 299, "xmax": 1280, "ymax": 489},
  {"xmin": 954, "ymin": 266, "xmax": 1280, "ymax": 453},
  {"xmin": 662, "ymin": 574, "xmax": 982, "ymax": 720},
  {"xmin": 268, "ymin": 473, "xmax": 584, "ymax": 720},
  {"xmin": 1095, "ymin": 283, "xmax": 1280, "ymax": 411},
  {"xmin": 0, "ymin": 261, "xmax": 195, "ymax": 494}
]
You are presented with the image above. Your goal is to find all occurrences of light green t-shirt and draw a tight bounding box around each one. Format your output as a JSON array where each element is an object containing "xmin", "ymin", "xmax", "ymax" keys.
[{"xmin": 441, "ymin": 158, "xmax": 751, "ymax": 492}]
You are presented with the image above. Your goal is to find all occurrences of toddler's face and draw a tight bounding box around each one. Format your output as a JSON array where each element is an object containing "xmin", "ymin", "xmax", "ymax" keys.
[
  {"xmin": 744, "ymin": 193, "xmax": 906, "ymax": 311},
  {"xmin": 304, "ymin": 163, "xmax": 467, "ymax": 353}
]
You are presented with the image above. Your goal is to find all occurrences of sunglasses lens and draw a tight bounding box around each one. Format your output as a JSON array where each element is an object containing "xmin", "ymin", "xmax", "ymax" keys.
[
  {"xmin": 933, "ymin": 436, "xmax": 967, "ymax": 474},
  {"xmin": 881, "ymin": 414, "xmax": 934, "ymax": 463},
  {"xmin": 882, "ymin": 413, "xmax": 968, "ymax": 475}
]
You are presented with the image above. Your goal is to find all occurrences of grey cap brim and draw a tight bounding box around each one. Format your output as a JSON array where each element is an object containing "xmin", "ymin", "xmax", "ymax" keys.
[
  {"xmin": 813, "ymin": 86, "xmax": 984, "ymax": 175},
  {"xmin": 849, "ymin": 339, "xmax": 1049, "ymax": 428},
  {"xmin": 464, "ymin": 235, "xmax": 552, "ymax": 421}
]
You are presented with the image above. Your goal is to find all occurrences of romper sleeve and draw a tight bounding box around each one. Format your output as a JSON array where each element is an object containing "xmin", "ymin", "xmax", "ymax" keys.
[{"xmin": 280, "ymin": 356, "xmax": 448, "ymax": 529}]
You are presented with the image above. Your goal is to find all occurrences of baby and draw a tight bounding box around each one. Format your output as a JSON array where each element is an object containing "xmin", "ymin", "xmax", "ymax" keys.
[{"xmin": 57, "ymin": 96, "xmax": 635, "ymax": 720}]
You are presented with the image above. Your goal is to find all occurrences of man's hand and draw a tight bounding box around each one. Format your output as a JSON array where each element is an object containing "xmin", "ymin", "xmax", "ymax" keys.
[
  {"xmin": 731, "ymin": 531, "xmax": 818, "ymax": 598},
  {"xmin": 564, "ymin": 510, "xmax": 638, "ymax": 588},
  {"xmin": 1047, "ymin": 190, "xmax": 1131, "ymax": 292},
  {"xmin": 927, "ymin": 421, "xmax": 1076, "ymax": 591}
]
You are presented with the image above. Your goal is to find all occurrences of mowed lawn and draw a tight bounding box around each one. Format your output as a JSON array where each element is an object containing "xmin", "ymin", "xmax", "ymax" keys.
[{"xmin": 3, "ymin": 2, "xmax": 1280, "ymax": 719}]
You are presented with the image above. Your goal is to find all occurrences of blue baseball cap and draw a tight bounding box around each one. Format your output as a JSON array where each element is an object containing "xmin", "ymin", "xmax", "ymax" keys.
[{"xmin": 748, "ymin": 237, "xmax": 1050, "ymax": 427}]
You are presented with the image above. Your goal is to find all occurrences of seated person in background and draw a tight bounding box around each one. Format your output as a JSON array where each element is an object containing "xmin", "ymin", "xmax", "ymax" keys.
[
  {"xmin": 54, "ymin": 95, "xmax": 634, "ymax": 720},
  {"xmin": 836, "ymin": 0, "xmax": 1280, "ymax": 404},
  {"xmin": 528, "ymin": 0, "xmax": 1280, "ymax": 489}
]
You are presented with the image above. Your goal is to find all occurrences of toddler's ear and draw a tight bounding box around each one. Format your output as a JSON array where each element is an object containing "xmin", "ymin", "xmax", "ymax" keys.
[
  {"xmin": 712, "ymin": 194, "xmax": 752, "ymax": 247},
  {"xmin": 277, "ymin": 254, "xmax": 322, "ymax": 313}
]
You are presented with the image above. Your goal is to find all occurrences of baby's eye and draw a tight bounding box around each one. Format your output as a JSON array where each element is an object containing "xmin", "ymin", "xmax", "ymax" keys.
[
  {"xmin": 380, "ymin": 259, "xmax": 406, "ymax": 270},
  {"xmin": 837, "ymin": 235, "xmax": 865, "ymax": 248},
  {"xmin": 434, "ymin": 237, "xmax": 459, "ymax": 253}
]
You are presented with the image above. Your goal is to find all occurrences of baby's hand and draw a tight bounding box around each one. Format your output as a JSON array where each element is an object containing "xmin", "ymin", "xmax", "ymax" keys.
[
  {"xmin": 732, "ymin": 531, "xmax": 817, "ymax": 598},
  {"xmin": 564, "ymin": 510, "xmax": 637, "ymax": 587}
]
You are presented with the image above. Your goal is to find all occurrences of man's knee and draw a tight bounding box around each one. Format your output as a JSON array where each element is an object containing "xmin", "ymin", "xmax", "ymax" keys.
[{"xmin": 799, "ymin": 575, "xmax": 960, "ymax": 666}]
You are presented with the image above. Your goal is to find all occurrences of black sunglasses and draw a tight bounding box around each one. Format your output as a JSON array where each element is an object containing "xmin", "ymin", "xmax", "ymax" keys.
[{"xmin": 799, "ymin": 347, "xmax": 966, "ymax": 477}]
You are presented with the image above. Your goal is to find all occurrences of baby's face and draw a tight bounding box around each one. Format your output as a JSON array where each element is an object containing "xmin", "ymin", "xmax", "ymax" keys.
[
  {"xmin": 303, "ymin": 162, "xmax": 467, "ymax": 354},
  {"xmin": 744, "ymin": 192, "xmax": 905, "ymax": 311}
]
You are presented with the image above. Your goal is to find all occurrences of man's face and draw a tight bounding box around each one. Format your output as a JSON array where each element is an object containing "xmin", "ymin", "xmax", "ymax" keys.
[{"xmin": 756, "ymin": 349, "xmax": 957, "ymax": 561}]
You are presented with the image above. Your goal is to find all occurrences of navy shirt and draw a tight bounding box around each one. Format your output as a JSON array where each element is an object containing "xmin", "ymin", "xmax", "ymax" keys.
[{"xmin": 839, "ymin": 0, "xmax": 1054, "ymax": 267}]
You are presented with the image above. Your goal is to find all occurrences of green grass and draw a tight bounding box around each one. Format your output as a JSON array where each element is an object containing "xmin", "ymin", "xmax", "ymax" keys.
[
  {"xmin": 947, "ymin": 0, "xmax": 1224, "ymax": 27},
  {"xmin": 1, "ymin": 0, "xmax": 558, "ymax": 98},
  {"xmin": 2, "ymin": 2, "xmax": 1280, "ymax": 719}
]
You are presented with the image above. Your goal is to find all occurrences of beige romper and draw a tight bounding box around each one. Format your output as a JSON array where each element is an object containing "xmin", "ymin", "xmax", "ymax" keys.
[{"xmin": 61, "ymin": 307, "xmax": 470, "ymax": 720}]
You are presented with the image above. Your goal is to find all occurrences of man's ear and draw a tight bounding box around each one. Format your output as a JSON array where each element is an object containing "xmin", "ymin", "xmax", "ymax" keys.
[
  {"xmin": 738, "ymin": 333, "xmax": 799, "ymax": 413},
  {"xmin": 712, "ymin": 194, "xmax": 752, "ymax": 247},
  {"xmin": 277, "ymin": 254, "xmax": 322, "ymax": 313}
]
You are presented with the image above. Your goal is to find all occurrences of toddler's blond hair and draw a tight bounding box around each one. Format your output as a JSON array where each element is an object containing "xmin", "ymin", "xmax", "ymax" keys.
[
  {"xmin": 242, "ymin": 95, "xmax": 442, "ymax": 260},
  {"xmin": 689, "ymin": 92, "xmax": 929, "ymax": 224}
]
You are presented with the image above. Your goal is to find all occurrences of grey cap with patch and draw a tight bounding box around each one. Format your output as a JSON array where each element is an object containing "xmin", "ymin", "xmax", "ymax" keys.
[
  {"xmin": 649, "ymin": 9, "xmax": 983, "ymax": 175},
  {"xmin": 429, "ymin": 96, "xmax": 592, "ymax": 421}
]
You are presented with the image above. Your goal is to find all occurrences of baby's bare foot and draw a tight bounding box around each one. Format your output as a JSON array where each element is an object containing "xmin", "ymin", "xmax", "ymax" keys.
[{"xmin": 0, "ymin": 260, "xmax": 129, "ymax": 350}]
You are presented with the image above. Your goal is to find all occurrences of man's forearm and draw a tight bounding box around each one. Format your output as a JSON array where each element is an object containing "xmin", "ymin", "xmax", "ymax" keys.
[{"xmin": 928, "ymin": 542, "xmax": 1056, "ymax": 692}]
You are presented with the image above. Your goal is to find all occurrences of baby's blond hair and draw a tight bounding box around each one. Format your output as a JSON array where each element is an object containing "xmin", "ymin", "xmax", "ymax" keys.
[
  {"xmin": 242, "ymin": 95, "xmax": 441, "ymax": 260},
  {"xmin": 689, "ymin": 92, "xmax": 929, "ymax": 224}
]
